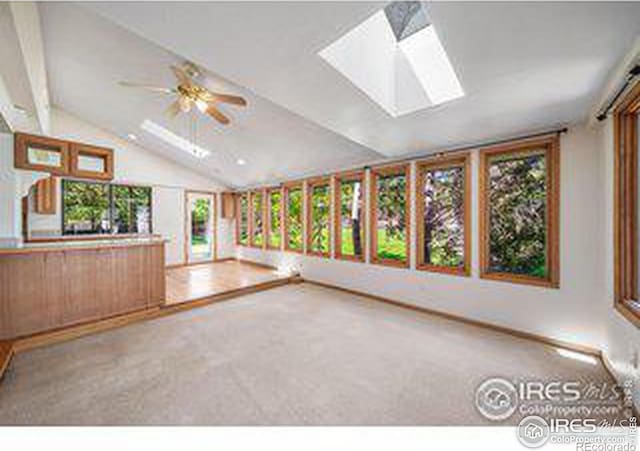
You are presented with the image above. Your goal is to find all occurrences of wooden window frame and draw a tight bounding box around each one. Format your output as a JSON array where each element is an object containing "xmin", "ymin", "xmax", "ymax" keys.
[
  {"xmin": 283, "ymin": 182, "xmax": 304, "ymax": 253},
  {"xmin": 334, "ymin": 170, "xmax": 365, "ymax": 262},
  {"xmin": 235, "ymin": 192, "xmax": 250, "ymax": 247},
  {"xmin": 613, "ymin": 82, "xmax": 640, "ymax": 327},
  {"xmin": 305, "ymin": 177, "xmax": 331, "ymax": 258},
  {"xmin": 249, "ymin": 189, "xmax": 266, "ymax": 249},
  {"xmin": 369, "ymin": 164, "xmax": 411, "ymax": 268},
  {"xmin": 416, "ymin": 153, "xmax": 471, "ymax": 276},
  {"xmin": 266, "ymin": 187, "xmax": 284, "ymax": 251},
  {"xmin": 478, "ymin": 136, "xmax": 560, "ymax": 288}
]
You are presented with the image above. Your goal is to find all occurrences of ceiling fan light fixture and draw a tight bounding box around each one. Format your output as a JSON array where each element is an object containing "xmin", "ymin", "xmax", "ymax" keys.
[{"xmin": 195, "ymin": 99, "xmax": 209, "ymax": 113}]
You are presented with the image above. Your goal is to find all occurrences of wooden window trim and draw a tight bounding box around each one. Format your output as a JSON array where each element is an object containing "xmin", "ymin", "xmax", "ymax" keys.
[
  {"xmin": 249, "ymin": 189, "xmax": 266, "ymax": 249},
  {"xmin": 283, "ymin": 182, "xmax": 304, "ymax": 253},
  {"xmin": 613, "ymin": 81, "xmax": 640, "ymax": 327},
  {"xmin": 235, "ymin": 192, "xmax": 250, "ymax": 247},
  {"xmin": 69, "ymin": 143, "xmax": 114, "ymax": 181},
  {"xmin": 266, "ymin": 187, "xmax": 283, "ymax": 251},
  {"xmin": 334, "ymin": 170, "xmax": 365, "ymax": 262},
  {"xmin": 478, "ymin": 135, "xmax": 560, "ymax": 288},
  {"xmin": 416, "ymin": 153, "xmax": 471, "ymax": 276},
  {"xmin": 369, "ymin": 164, "xmax": 411, "ymax": 268},
  {"xmin": 306, "ymin": 177, "xmax": 331, "ymax": 258}
]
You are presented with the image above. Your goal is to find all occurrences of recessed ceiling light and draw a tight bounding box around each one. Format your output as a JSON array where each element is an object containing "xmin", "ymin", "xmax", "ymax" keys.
[
  {"xmin": 236, "ymin": 158, "xmax": 246, "ymax": 166},
  {"xmin": 140, "ymin": 119, "xmax": 211, "ymax": 158},
  {"xmin": 127, "ymin": 133, "xmax": 138, "ymax": 141}
]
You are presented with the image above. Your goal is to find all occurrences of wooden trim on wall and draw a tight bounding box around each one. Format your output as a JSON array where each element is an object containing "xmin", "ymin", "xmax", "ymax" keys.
[
  {"xmin": 305, "ymin": 177, "xmax": 331, "ymax": 257},
  {"xmin": 283, "ymin": 182, "xmax": 304, "ymax": 253},
  {"xmin": 478, "ymin": 135, "xmax": 560, "ymax": 288},
  {"xmin": 415, "ymin": 153, "xmax": 471, "ymax": 276},
  {"xmin": 369, "ymin": 164, "xmax": 411, "ymax": 268},
  {"xmin": 334, "ymin": 170, "xmax": 365, "ymax": 262},
  {"xmin": 613, "ymin": 81, "xmax": 640, "ymax": 327}
]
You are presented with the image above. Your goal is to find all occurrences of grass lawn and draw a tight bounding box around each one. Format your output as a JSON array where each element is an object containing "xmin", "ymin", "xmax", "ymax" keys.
[
  {"xmin": 340, "ymin": 227, "xmax": 362, "ymax": 256},
  {"xmin": 376, "ymin": 228, "xmax": 406, "ymax": 261}
]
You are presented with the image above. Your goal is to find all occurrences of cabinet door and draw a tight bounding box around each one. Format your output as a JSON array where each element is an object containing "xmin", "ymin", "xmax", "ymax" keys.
[
  {"xmin": 70, "ymin": 143, "xmax": 114, "ymax": 180},
  {"xmin": 14, "ymin": 133, "xmax": 70, "ymax": 175}
]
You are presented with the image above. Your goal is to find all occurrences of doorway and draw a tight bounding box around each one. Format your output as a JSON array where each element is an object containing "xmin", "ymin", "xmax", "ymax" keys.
[{"xmin": 185, "ymin": 191, "xmax": 216, "ymax": 263}]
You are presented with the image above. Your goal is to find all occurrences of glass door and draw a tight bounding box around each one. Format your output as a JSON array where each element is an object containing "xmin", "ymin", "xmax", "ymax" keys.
[{"xmin": 186, "ymin": 191, "xmax": 215, "ymax": 263}]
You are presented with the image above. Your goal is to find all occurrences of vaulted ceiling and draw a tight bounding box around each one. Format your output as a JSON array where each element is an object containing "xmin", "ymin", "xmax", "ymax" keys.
[{"xmin": 2, "ymin": 2, "xmax": 640, "ymax": 188}]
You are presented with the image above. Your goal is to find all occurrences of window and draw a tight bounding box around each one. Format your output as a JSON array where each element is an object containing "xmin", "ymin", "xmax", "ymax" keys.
[
  {"xmin": 306, "ymin": 179, "xmax": 331, "ymax": 256},
  {"xmin": 416, "ymin": 154, "xmax": 470, "ymax": 275},
  {"xmin": 370, "ymin": 164, "xmax": 410, "ymax": 266},
  {"xmin": 250, "ymin": 190, "xmax": 264, "ymax": 248},
  {"xmin": 236, "ymin": 192, "xmax": 249, "ymax": 246},
  {"xmin": 613, "ymin": 82, "xmax": 640, "ymax": 326},
  {"xmin": 267, "ymin": 188, "xmax": 282, "ymax": 249},
  {"xmin": 335, "ymin": 171, "xmax": 365, "ymax": 261},
  {"xmin": 62, "ymin": 180, "xmax": 152, "ymax": 235},
  {"xmin": 284, "ymin": 183, "xmax": 303, "ymax": 252},
  {"xmin": 479, "ymin": 136, "xmax": 560, "ymax": 287}
]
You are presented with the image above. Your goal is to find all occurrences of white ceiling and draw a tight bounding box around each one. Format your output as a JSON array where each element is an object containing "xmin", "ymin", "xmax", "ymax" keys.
[
  {"xmin": 6, "ymin": 2, "xmax": 640, "ymax": 188},
  {"xmin": 38, "ymin": 3, "xmax": 382, "ymax": 188},
  {"xmin": 87, "ymin": 1, "xmax": 640, "ymax": 159}
]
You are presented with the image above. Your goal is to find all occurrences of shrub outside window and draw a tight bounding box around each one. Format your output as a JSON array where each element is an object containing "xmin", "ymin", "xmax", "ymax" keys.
[
  {"xmin": 334, "ymin": 172, "xmax": 365, "ymax": 261},
  {"xmin": 306, "ymin": 179, "xmax": 331, "ymax": 256},
  {"xmin": 284, "ymin": 183, "xmax": 303, "ymax": 252}
]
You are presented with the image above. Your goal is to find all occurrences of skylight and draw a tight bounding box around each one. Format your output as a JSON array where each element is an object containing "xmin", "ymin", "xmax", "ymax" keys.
[
  {"xmin": 318, "ymin": 1, "xmax": 463, "ymax": 117},
  {"xmin": 140, "ymin": 119, "xmax": 211, "ymax": 158}
]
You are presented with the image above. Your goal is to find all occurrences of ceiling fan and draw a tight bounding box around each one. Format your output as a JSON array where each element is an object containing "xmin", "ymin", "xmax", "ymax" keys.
[{"xmin": 118, "ymin": 62, "xmax": 247, "ymax": 125}]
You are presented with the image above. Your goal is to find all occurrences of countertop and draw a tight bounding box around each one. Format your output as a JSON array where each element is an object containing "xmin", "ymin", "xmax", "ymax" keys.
[{"xmin": 0, "ymin": 235, "xmax": 167, "ymax": 255}]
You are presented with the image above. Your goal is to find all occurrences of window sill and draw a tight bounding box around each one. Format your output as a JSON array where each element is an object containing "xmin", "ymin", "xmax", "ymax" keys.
[
  {"xmin": 335, "ymin": 254, "xmax": 364, "ymax": 263},
  {"xmin": 480, "ymin": 271, "xmax": 559, "ymax": 289},
  {"xmin": 416, "ymin": 264, "xmax": 470, "ymax": 277},
  {"xmin": 615, "ymin": 301, "xmax": 640, "ymax": 328},
  {"xmin": 370, "ymin": 258, "xmax": 409, "ymax": 269}
]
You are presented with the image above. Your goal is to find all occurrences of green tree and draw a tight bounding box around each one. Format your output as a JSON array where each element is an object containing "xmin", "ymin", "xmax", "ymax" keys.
[
  {"xmin": 376, "ymin": 174, "xmax": 407, "ymax": 261},
  {"xmin": 310, "ymin": 185, "xmax": 330, "ymax": 253}
]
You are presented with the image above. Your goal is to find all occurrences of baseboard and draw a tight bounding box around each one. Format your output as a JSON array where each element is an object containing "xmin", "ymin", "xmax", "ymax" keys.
[
  {"xmin": 235, "ymin": 257, "xmax": 279, "ymax": 271},
  {"xmin": 166, "ymin": 257, "xmax": 235, "ymax": 270},
  {"xmin": 303, "ymin": 279, "xmax": 602, "ymax": 357}
]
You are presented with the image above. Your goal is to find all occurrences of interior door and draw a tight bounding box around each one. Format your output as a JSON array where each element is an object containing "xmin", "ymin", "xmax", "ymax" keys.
[{"xmin": 186, "ymin": 191, "xmax": 215, "ymax": 263}]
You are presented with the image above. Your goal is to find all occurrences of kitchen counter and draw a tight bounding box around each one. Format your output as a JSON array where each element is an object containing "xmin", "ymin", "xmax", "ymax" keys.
[{"xmin": 0, "ymin": 237, "xmax": 166, "ymax": 339}]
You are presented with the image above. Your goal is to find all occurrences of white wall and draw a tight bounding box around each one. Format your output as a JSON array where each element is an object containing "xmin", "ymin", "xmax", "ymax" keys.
[
  {"xmin": 7, "ymin": 108, "xmax": 235, "ymax": 264},
  {"xmin": 238, "ymin": 125, "xmax": 609, "ymax": 351},
  {"xmin": 600, "ymin": 117, "xmax": 640, "ymax": 409}
]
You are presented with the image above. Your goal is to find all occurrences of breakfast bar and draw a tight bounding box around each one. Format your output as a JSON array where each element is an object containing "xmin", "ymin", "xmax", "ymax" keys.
[{"xmin": 0, "ymin": 237, "xmax": 166, "ymax": 340}]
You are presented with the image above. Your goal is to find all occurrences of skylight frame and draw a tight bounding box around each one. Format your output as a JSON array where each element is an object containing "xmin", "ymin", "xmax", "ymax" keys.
[{"xmin": 140, "ymin": 119, "xmax": 211, "ymax": 159}]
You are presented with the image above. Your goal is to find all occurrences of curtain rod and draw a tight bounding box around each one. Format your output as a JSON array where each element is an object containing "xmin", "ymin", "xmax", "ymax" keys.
[
  {"xmin": 597, "ymin": 64, "xmax": 640, "ymax": 121},
  {"xmin": 240, "ymin": 127, "xmax": 568, "ymax": 191}
]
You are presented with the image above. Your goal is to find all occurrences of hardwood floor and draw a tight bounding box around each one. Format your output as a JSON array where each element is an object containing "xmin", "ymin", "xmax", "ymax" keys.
[{"xmin": 165, "ymin": 260, "xmax": 290, "ymax": 305}]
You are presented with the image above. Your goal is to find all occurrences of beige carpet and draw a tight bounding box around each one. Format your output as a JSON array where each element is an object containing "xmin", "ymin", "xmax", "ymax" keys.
[{"xmin": 0, "ymin": 283, "xmax": 620, "ymax": 425}]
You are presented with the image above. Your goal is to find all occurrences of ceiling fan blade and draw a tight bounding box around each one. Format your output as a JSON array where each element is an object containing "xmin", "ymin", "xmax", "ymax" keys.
[
  {"xmin": 166, "ymin": 100, "xmax": 181, "ymax": 118},
  {"xmin": 207, "ymin": 92, "xmax": 247, "ymax": 106},
  {"xmin": 206, "ymin": 104, "xmax": 230, "ymax": 125},
  {"xmin": 118, "ymin": 81, "xmax": 174, "ymax": 94},
  {"xmin": 171, "ymin": 65, "xmax": 192, "ymax": 86}
]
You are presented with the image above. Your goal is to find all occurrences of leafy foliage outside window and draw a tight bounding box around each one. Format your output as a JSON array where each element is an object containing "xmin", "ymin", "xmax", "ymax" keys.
[
  {"xmin": 63, "ymin": 180, "xmax": 151, "ymax": 235},
  {"xmin": 238, "ymin": 193, "xmax": 249, "ymax": 245},
  {"xmin": 252, "ymin": 191, "xmax": 264, "ymax": 246},
  {"xmin": 375, "ymin": 172, "xmax": 407, "ymax": 262},
  {"xmin": 309, "ymin": 183, "xmax": 330, "ymax": 254},
  {"xmin": 268, "ymin": 190, "xmax": 282, "ymax": 248},
  {"xmin": 339, "ymin": 179, "xmax": 363, "ymax": 257},
  {"xmin": 287, "ymin": 187, "xmax": 303, "ymax": 251},
  {"xmin": 190, "ymin": 197, "xmax": 212, "ymax": 254},
  {"xmin": 423, "ymin": 166, "xmax": 464, "ymax": 268},
  {"xmin": 488, "ymin": 151, "xmax": 547, "ymax": 278}
]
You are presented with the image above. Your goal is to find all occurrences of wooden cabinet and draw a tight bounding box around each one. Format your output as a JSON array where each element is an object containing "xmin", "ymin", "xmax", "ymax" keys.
[
  {"xmin": 14, "ymin": 132, "xmax": 114, "ymax": 181},
  {"xmin": 221, "ymin": 192, "xmax": 236, "ymax": 219},
  {"xmin": 0, "ymin": 241, "xmax": 166, "ymax": 340},
  {"xmin": 14, "ymin": 133, "xmax": 70, "ymax": 175},
  {"xmin": 34, "ymin": 177, "xmax": 57, "ymax": 215}
]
